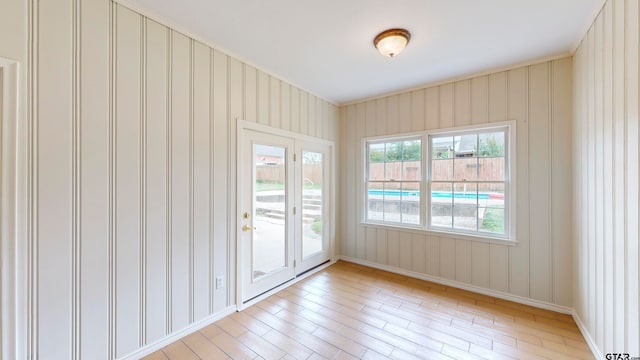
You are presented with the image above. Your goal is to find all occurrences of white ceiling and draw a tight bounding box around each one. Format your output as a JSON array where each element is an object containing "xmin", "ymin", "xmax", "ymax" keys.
[{"xmin": 125, "ymin": 0, "xmax": 604, "ymax": 104}]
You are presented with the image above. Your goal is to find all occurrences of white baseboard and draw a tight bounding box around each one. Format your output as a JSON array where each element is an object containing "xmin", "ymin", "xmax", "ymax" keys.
[
  {"xmin": 571, "ymin": 309, "xmax": 603, "ymax": 360},
  {"xmin": 120, "ymin": 259, "xmax": 337, "ymax": 359},
  {"xmin": 339, "ymin": 256, "xmax": 573, "ymax": 315},
  {"xmin": 118, "ymin": 306, "xmax": 237, "ymax": 360},
  {"xmin": 119, "ymin": 258, "xmax": 603, "ymax": 360}
]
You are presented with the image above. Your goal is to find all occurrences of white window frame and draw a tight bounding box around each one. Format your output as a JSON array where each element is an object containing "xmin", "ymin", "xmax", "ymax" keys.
[
  {"xmin": 362, "ymin": 121, "xmax": 517, "ymax": 245},
  {"xmin": 363, "ymin": 135, "xmax": 426, "ymax": 228}
]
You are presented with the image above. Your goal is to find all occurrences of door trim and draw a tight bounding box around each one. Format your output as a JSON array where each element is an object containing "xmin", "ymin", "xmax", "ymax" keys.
[{"xmin": 235, "ymin": 120, "xmax": 335, "ymax": 307}]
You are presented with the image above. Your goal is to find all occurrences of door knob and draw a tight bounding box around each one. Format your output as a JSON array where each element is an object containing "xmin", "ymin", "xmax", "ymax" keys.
[{"xmin": 242, "ymin": 225, "xmax": 255, "ymax": 232}]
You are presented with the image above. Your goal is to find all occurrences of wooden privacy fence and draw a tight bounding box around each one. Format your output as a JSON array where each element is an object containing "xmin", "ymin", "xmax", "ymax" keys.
[
  {"xmin": 368, "ymin": 158, "xmax": 505, "ymax": 190},
  {"xmin": 256, "ymin": 164, "xmax": 323, "ymax": 184}
]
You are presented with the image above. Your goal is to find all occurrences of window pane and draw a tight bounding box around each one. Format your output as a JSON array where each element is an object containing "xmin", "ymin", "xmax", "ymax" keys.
[
  {"xmin": 454, "ymin": 157, "xmax": 478, "ymax": 181},
  {"xmin": 478, "ymin": 183, "xmax": 504, "ymax": 209},
  {"xmin": 368, "ymin": 161, "xmax": 384, "ymax": 181},
  {"xmin": 478, "ymin": 157, "xmax": 504, "ymax": 181},
  {"xmin": 368, "ymin": 143, "xmax": 385, "ymax": 181},
  {"xmin": 454, "ymin": 183, "xmax": 478, "ymax": 206},
  {"xmin": 454, "ymin": 134, "xmax": 476, "ymax": 158},
  {"xmin": 452, "ymin": 183, "xmax": 477, "ymax": 231},
  {"xmin": 403, "ymin": 161, "xmax": 421, "ymax": 181},
  {"xmin": 431, "ymin": 182, "xmax": 452, "ymax": 228},
  {"xmin": 432, "ymin": 136, "xmax": 453, "ymax": 159},
  {"xmin": 367, "ymin": 182, "xmax": 384, "ymax": 221},
  {"xmin": 369, "ymin": 143, "xmax": 385, "ymax": 162},
  {"xmin": 479, "ymin": 132, "xmax": 505, "ymax": 157},
  {"xmin": 383, "ymin": 182, "xmax": 402, "ymax": 222},
  {"xmin": 385, "ymin": 161, "xmax": 402, "ymax": 181},
  {"xmin": 432, "ymin": 159, "xmax": 453, "ymax": 180},
  {"xmin": 401, "ymin": 182, "xmax": 420, "ymax": 225},
  {"xmin": 385, "ymin": 142, "xmax": 402, "ymax": 161},
  {"xmin": 453, "ymin": 205, "xmax": 477, "ymax": 231},
  {"xmin": 479, "ymin": 207, "xmax": 504, "ymax": 234},
  {"xmin": 402, "ymin": 140, "xmax": 421, "ymax": 161}
]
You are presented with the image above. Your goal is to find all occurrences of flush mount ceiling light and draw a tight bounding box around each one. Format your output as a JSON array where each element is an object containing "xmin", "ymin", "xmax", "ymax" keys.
[{"xmin": 373, "ymin": 28, "xmax": 411, "ymax": 58}]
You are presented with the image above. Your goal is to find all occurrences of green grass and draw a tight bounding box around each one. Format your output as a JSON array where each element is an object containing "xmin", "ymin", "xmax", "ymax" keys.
[
  {"xmin": 311, "ymin": 219, "xmax": 322, "ymax": 234},
  {"xmin": 255, "ymin": 181, "xmax": 284, "ymax": 192},
  {"xmin": 481, "ymin": 208, "xmax": 504, "ymax": 233}
]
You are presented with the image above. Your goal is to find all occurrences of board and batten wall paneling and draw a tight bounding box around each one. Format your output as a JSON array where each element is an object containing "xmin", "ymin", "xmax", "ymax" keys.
[
  {"xmin": 169, "ymin": 29, "xmax": 193, "ymax": 333},
  {"xmin": 79, "ymin": 0, "xmax": 111, "ymax": 357},
  {"xmin": 339, "ymin": 57, "xmax": 573, "ymax": 309},
  {"xmin": 115, "ymin": 6, "xmax": 142, "ymax": 356},
  {"xmin": 22, "ymin": 0, "xmax": 338, "ymax": 358},
  {"xmin": 192, "ymin": 39, "xmax": 211, "ymax": 323},
  {"xmin": 38, "ymin": 0, "xmax": 74, "ymax": 357},
  {"xmin": 144, "ymin": 18, "xmax": 169, "ymax": 346},
  {"xmin": 573, "ymin": 0, "xmax": 640, "ymax": 356}
]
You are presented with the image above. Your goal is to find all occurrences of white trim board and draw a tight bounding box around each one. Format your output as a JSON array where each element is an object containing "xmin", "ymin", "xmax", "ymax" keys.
[
  {"xmin": 237, "ymin": 119, "xmax": 335, "ymax": 147},
  {"xmin": 338, "ymin": 256, "xmax": 603, "ymax": 360},
  {"xmin": 339, "ymin": 256, "xmax": 573, "ymax": 315},
  {"xmin": 571, "ymin": 309, "xmax": 604, "ymax": 360},
  {"xmin": 121, "ymin": 259, "xmax": 337, "ymax": 359}
]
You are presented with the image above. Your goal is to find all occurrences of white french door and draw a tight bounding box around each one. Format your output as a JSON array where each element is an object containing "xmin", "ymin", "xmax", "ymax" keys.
[{"xmin": 239, "ymin": 126, "xmax": 331, "ymax": 303}]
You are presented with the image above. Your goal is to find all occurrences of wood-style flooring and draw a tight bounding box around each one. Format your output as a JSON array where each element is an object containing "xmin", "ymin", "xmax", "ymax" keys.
[{"xmin": 143, "ymin": 261, "xmax": 593, "ymax": 359}]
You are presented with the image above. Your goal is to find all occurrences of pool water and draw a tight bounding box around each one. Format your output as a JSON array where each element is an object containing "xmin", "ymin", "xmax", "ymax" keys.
[{"xmin": 368, "ymin": 190, "xmax": 503, "ymax": 199}]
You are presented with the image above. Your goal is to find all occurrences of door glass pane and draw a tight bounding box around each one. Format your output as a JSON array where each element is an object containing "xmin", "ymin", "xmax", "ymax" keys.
[
  {"xmin": 302, "ymin": 151, "xmax": 323, "ymax": 259},
  {"xmin": 253, "ymin": 144, "xmax": 287, "ymax": 280}
]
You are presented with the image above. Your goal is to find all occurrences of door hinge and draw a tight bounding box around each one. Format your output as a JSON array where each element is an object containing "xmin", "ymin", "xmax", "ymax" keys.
[
  {"xmin": 293, "ymin": 153, "xmax": 296, "ymax": 161},
  {"xmin": 293, "ymin": 206, "xmax": 297, "ymax": 215},
  {"xmin": 294, "ymin": 260, "xmax": 296, "ymax": 267}
]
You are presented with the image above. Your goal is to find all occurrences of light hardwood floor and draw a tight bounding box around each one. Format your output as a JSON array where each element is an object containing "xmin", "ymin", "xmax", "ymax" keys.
[{"xmin": 143, "ymin": 261, "xmax": 593, "ymax": 359}]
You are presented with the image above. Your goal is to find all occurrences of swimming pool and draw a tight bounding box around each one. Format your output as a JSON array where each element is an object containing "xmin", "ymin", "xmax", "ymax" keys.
[{"xmin": 367, "ymin": 190, "xmax": 503, "ymax": 199}]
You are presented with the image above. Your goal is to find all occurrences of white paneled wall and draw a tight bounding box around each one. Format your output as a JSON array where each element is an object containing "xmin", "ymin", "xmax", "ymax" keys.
[
  {"xmin": 573, "ymin": 0, "xmax": 640, "ymax": 355},
  {"xmin": 19, "ymin": 0, "xmax": 338, "ymax": 358},
  {"xmin": 339, "ymin": 58, "xmax": 574, "ymax": 308}
]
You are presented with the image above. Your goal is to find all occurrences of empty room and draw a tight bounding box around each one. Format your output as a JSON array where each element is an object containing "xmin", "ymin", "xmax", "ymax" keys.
[{"xmin": 1, "ymin": 0, "xmax": 639, "ymax": 359}]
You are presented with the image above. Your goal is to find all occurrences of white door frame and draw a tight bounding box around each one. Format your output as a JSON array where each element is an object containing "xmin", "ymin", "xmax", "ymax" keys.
[{"xmin": 235, "ymin": 120, "xmax": 335, "ymax": 309}]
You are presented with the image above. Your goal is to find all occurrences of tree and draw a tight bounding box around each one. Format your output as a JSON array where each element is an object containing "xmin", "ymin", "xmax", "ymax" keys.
[
  {"xmin": 370, "ymin": 140, "xmax": 421, "ymax": 162},
  {"xmin": 478, "ymin": 135, "xmax": 504, "ymax": 157}
]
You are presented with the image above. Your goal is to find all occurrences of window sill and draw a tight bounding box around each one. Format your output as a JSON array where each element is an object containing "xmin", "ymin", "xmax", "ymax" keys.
[{"xmin": 361, "ymin": 222, "xmax": 518, "ymax": 247}]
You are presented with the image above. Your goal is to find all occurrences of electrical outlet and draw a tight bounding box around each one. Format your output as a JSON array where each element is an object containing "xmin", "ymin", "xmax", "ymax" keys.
[{"xmin": 216, "ymin": 276, "xmax": 224, "ymax": 289}]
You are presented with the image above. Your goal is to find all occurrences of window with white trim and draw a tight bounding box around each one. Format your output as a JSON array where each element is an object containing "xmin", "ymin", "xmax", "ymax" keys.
[
  {"xmin": 363, "ymin": 122, "xmax": 515, "ymax": 242},
  {"xmin": 365, "ymin": 138, "xmax": 422, "ymax": 226}
]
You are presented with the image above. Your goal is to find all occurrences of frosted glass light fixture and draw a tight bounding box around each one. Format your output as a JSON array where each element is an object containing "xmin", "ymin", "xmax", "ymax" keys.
[{"xmin": 373, "ymin": 28, "xmax": 411, "ymax": 58}]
